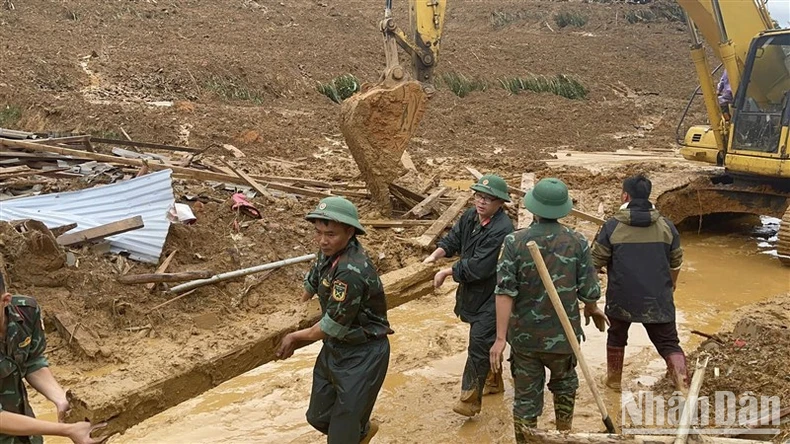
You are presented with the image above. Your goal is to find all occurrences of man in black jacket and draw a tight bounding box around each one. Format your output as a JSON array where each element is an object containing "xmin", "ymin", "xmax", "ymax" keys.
[
  {"xmin": 591, "ymin": 174, "xmax": 688, "ymax": 393},
  {"xmin": 424, "ymin": 174, "xmax": 515, "ymax": 417}
]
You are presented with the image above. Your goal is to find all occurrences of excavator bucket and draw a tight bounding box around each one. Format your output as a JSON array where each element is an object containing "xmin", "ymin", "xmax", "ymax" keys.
[{"xmin": 340, "ymin": 80, "xmax": 428, "ymax": 214}]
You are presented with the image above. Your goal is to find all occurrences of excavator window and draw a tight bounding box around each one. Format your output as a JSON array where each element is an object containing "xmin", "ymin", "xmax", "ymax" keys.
[{"xmin": 731, "ymin": 34, "xmax": 790, "ymax": 154}]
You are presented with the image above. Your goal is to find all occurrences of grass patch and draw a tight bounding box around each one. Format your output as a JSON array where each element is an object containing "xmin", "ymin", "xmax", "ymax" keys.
[
  {"xmin": 437, "ymin": 72, "xmax": 488, "ymax": 98},
  {"xmin": 625, "ymin": 3, "xmax": 685, "ymax": 24},
  {"xmin": 490, "ymin": 10, "xmax": 545, "ymax": 29},
  {"xmin": 554, "ymin": 11, "xmax": 587, "ymax": 28},
  {"xmin": 317, "ymin": 74, "xmax": 360, "ymax": 104},
  {"xmin": 499, "ymin": 74, "xmax": 587, "ymax": 100},
  {"xmin": 0, "ymin": 105, "xmax": 22, "ymax": 127},
  {"xmin": 203, "ymin": 75, "xmax": 264, "ymax": 104},
  {"xmin": 625, "ymin": 10, "xmax": 657, "ymax": 24}
]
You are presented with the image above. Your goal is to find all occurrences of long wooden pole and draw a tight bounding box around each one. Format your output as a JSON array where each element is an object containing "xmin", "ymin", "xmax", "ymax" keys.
[
  {"xmin": 168, "ymin": 254, "xmax": 316, "ymax": 294},
  {"xmin": 526, "ymin": 241, "xmax": 615, "ymax": 433},
  {"xmin": 674, "ymin": 354, "xmax": 710, "ymax": 444}
]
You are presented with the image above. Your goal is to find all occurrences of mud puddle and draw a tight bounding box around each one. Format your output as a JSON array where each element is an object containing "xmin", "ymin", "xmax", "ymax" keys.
[{"xmin": 32, "ymin": 224, "xmax": 788, "ymax": 443}]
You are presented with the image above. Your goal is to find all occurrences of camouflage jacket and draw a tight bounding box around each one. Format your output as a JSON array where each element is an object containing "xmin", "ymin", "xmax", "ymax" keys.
[
  {"xmin": 591, "ymin": 199, "xmax": 683, "ymax": 323},
  {"xmin": 1, "ymin": 296, "xmax": 48, "ymax": 444},
  {"xmin": 437, "ymin": 207, "xmax": 514, "ymax": 319},
  {"xmin": 495, "ymin": 221, "xmax": 601, "ymax": 354},
  {"xmin": 304, "ymin": 238, "xmax": 393, "ymax": 344}
]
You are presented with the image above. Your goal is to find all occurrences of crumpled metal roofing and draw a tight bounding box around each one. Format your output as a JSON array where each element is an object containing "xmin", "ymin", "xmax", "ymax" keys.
[{"xmin": 0, "ymin": 169, "xmax": 175, "ymax": 264}]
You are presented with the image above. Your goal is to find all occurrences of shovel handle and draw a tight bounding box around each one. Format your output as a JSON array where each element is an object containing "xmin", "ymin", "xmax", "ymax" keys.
[{"xmin": 526, "ymin": 241, "xmax": 613, "ymax": 431}]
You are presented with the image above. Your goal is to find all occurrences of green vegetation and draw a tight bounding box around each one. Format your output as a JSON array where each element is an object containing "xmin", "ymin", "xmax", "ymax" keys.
[
  {"xmin": 499, "ymin": 74, "xmax": 587, "ymax": 100},
  {"xmin": 490, "ymin": 10, "xmax": 545, "ymax": 29},
  {"xmin": 0, "ymin": 105, "xmax": 21, "ymax": 127},
  {"xmin": 317, "ymin": 74, "xmax": 360, "ymax": 104},
  {"xmin": 203, "ymin": 75, "xmax": 264, "ymax": 104},
  {"xmin": 438, "ymin": 72, "xmax": 488, "ymax": 98},
  {"xmin": 554, "ymin": 11, "xmax": 587, "ymax": 28}
]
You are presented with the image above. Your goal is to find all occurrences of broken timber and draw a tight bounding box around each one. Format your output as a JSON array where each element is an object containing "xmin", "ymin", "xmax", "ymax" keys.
[
  {"xmin": 50, "ymin": 311, "xmax": 102, "ymax": 358},
  {"xmin": 146, "ymin": 250, "xmax": 177, "ymax": 291},
  {"xmin": 55, "ymin": 216, "xmax": 145, "ymax": 247},
  {"xmin": 65, "ymin": 262, "xmax": 440, "ymax": 436},
  {"xmin": 219, "ymin": 158, "xmax": 273, "ymax": 201},
  {"xmin": 413, "ymin": 194, "xmax": 470, "ymax": 248},
  {"xmin": 1, "ymin": 139, "xmax": 336, "ymax": 199},
  {"xmin": 403, "ymin": 186, "xmax": 448, "ymax": 219}
]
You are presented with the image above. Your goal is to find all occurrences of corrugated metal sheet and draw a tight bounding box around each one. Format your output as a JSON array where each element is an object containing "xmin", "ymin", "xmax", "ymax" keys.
[{"xmin": 0, "ymin": 169, "xmax": 175, "ymax": 264}]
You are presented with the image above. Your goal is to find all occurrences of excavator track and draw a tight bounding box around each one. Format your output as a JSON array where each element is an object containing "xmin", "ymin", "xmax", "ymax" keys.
[
  {"xmin": 654, "ymin": 170, "xmax": 790, "ymax": 267},
  {"xmin": 778, "ymin": 207, "xmax": 790, "ymax": 266}
]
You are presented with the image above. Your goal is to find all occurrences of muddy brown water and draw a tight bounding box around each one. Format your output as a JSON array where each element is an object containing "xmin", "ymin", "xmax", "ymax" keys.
[{"xmin": 33, "ymin": 225, "xmax": 789, "ymax": 443}]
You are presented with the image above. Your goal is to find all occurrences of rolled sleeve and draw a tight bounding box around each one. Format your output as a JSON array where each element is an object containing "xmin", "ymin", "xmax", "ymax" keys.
[
  {"xmin": 495, "ymin": 234, "xmax": 519, "ymax": 298},
  {"xmin": 318, "ymin": 269, "xmax": 365, "ymax": 341}
]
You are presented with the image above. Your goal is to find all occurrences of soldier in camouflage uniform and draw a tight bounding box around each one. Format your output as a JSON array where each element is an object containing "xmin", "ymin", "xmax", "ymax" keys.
[
  {"xmin": 424, "ymin": 174, "xmax": 514, "ymax": 417},
  {"xmin": 276, "ymin": 197, "xmax": 392, "ymax": 444},
  {"xmin": 490, "ymin": 178, "xmax": 607, "ymax": 441},
  {"xmin": 0, "ymin": 274, "xmax": 105, "ymax": 444}
]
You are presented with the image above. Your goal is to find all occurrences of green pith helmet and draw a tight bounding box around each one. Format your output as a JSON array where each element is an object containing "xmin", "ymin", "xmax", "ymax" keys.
[
  {"xmin": 470, "ymin": 174, "xmax": 511, "ymax": 202},
  {"xmin": 305, "ymin": 196, "xmax": 366, "ymax": 235},
  {"xmin": 524, "ymin": 178, "xmax": 573, "ymax": 219}
]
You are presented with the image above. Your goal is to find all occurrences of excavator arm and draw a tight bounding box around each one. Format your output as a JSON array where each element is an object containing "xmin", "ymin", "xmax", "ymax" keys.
[{"xmin": 339, "ymin": 1, "xmax": 447, "ymax": 214}]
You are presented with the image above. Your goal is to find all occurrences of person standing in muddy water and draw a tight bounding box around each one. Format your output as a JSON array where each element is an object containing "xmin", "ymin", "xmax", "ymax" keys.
[
  {"xmin": 591, "ymin": 174, "xmax": 687, "ymax": 393},
  {"xmin": 276, "ymin": 196, "xmax": 392, "ymax": 444},
  {"xmin": 490, "ymin": 178, "xmax": 606, "ymax": 440},
  {"xmin": 423, "ymin": 174, "xmax": 515, "ymax": 417},
  {"xmin": 0, "ymin": 274, "xmax": 107, "ymax": 444}
]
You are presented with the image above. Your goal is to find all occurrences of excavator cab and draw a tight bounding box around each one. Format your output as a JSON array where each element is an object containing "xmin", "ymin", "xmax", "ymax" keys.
[{"xmin": 729, "ymin": 32, "xmax": 790, "ymax": 157}]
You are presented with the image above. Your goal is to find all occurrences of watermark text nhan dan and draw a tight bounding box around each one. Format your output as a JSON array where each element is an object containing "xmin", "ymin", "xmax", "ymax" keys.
[{"xmin": 621, "ymin": 390, "xmax": 781, "ymax": 435}]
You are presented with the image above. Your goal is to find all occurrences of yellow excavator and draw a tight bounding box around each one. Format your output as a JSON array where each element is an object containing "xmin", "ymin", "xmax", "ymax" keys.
[
  {"xmin": 667, "ymin": 0, "xmax": 790, "ymax": 265},
  {"xmin": 341, "ymin": 0, "xmax": 790, "ymax": 265}
]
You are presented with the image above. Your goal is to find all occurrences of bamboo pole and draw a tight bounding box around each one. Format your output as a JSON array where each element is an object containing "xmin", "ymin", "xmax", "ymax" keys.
[{"xmin": 168, "ymin": 254, "xmax": 316, "ymax": 294}]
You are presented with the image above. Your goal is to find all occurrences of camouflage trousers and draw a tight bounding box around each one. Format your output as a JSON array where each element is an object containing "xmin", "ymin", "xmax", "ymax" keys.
[{"xmin": 510, "ymin": 349, "xmax": 578, "ymax": 435}]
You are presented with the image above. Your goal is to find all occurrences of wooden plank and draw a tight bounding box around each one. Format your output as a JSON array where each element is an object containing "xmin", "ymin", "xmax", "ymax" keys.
[
  {"xmin": 400, "ymin": 150, "xmax": 417, "ymax": 172},
  {"xmin": 56, "ymin": 216, "xmax": 144, "ymax": 247},
  {"xmin": 219, "ymin": 158, "xmax": 273, "ymax": 201},
  {"xmin": 65, "ymin": 262, "xmax": 440, "ymax": 436},
  {"xmin": 518, "ymin": 173, "xmax": 535, "ymax": 229},
  {"xmin": 51, "ymin": 311, "xmax": 101, "ymax": 358},
  {"xmin": 222, "ymin": 144, "xmax": 245, "ymax": 158},
  {"xmin": 1, "ymin": 139, "xmax": 333, "ymax": 199},
  {"xmin": 465, "ymin": 165, "xmax": 604, "ymax": 225},
  {"xmin": 147, "ymin": 250, "xmax": 178, "ymax": 291},
  {"xmin": 50, "ymin": 223, "xmax": 78, "ymax": 238},
  {"xmin": 359, "ymin": 219, "xmax": 436, "ymax": 228},
  {"xmin": 404, "ymin": 186, "xmax": 448, "ymax": 219},
  {"xmin": 29, "ymin": 135, "xmax": 91, "ymax": 145},
  {"xmin": 117, "ymin": 271, "xmax": 215, "ymax": 285},
  {"xmin": 413, "ymin": 194, "xmax": 470, "ymax": 248},
  {"xmin": 91, "ymin": 137, "xmax": 203, "ymax": 153}
]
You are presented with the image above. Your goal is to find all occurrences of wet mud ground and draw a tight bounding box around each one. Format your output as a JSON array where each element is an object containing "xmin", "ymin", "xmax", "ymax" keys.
[{"xmin": 32, "ymin": 220, "xmax": 789, "ymax": 444}]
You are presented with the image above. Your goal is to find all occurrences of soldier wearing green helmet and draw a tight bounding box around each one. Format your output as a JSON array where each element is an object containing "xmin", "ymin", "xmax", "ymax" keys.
[
  {"xmin": 276, "ymin": 196, "xmax": 391, "ymax": 444},
  {"xmin": 490, "ymin": 178, "xmax": 607, "ymax": 441},
  {"xmin": 423, "ymin": 173, "xmax": 514, "ymax": 417}
]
